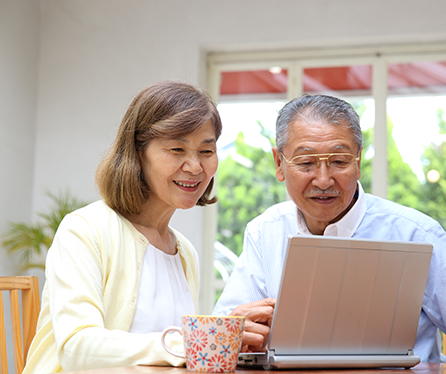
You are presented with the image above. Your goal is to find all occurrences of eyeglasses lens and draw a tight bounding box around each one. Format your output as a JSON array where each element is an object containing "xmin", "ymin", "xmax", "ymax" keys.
[{"xmin": 293, "ymin": 154, "xmax": 356, "ymax": 172}]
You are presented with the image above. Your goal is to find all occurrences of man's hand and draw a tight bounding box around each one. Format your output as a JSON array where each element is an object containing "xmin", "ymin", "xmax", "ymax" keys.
[{"xmin": 229, "ymin": 298, "xmax": 276, "ymax": 353}]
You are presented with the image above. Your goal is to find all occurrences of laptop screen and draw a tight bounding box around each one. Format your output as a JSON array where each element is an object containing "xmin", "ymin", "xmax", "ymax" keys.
[{"xmin": 269, "ymin": 236, "xmax": 433, "ymax": 356}]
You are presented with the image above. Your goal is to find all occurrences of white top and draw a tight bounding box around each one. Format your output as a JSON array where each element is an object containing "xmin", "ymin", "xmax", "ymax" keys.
[{"xmin": 130, "ymin": 243, "xmax": 196, "ymax": 333}]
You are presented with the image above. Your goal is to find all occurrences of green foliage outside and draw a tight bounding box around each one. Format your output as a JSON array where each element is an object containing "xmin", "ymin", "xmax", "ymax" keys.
[
  {"xmin": 353, "ymin": 101, "xmax": 424, "ymax": 210},
  {"xmin": 1, "ymin": 191, "xmax": 89, "ymax": 272},
  {"xmin": 419, "ymin": 109, "xmax": 446, "ymax": 229},
  {"xmin": 217, "ymin": 103, "xmax": 446, "ymax": 257},
  {"xmin": 351, "ymin": 102, "xmax": 372, "ymax": 193},
  {"xmin": 217, "ymin": 122, "xmax": 287, "ymax": 256},
  {"xmin": 419, "ymin": 143, "xmax": 446, "ymax": 226},
  {"xmin": 360, "ymin": 104, "xmax": 446, "ymax": 223},
  {"xmin": 387, "ymin": 120, "xmax": 424, "ymax": 211}
]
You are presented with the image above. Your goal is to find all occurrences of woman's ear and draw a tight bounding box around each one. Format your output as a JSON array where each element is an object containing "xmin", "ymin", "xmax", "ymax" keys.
[
  {"xmin": 272, "ymin": 147, "xmax": 285, "ymax": 182},
  {"xmin": 137, "ymin": 148, "xmax": 145, "ymax": 164}
]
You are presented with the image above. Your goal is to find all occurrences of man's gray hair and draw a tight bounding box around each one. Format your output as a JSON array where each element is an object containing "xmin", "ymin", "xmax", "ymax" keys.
[{"xmin": 276, "ymin": 94, "xmax": 363, "ymax": 153}]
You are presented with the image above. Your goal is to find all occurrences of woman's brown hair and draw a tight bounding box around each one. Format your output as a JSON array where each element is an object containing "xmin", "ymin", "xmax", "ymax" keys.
[{"xmin": 96, "ymin": 81, "xmax": 222, "ymax": 215}]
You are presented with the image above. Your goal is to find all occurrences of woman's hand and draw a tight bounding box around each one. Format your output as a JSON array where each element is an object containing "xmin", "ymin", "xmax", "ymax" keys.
[{"xmin": 229, "ymin": 298, "xmax": 276, "ymax": 352}]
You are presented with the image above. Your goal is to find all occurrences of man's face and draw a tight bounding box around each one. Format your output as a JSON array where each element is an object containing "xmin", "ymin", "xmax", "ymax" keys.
[{"xmin": 272, "ymin": 119, "xmax": 362, "ymax": 235}]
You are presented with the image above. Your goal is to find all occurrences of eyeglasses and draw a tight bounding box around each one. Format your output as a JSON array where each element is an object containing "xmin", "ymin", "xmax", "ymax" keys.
[{"xmin": 280, "ymin": 152, "xmax": 359, "ymax": 172}]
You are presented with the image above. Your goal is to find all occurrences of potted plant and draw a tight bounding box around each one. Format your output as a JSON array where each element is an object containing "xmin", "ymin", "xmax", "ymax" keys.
[{"xmin": 1, "ymin": 191, "xmax": 88, "ymax": 272}]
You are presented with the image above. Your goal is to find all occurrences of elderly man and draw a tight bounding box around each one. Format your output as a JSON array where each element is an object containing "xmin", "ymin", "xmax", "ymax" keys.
[{"xmin": 213, "ymin": 94, "xmax": 446, "ymax": 362}]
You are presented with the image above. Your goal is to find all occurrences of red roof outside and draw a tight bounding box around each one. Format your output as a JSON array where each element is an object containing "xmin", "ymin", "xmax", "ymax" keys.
[{"xmin": 220, "ymin": 62, "xmax": 446, "ymax": 96}]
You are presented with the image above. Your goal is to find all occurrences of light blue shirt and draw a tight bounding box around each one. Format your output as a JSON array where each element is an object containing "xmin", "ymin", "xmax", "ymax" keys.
[{"xmin": 213, "ymin": 182, "xmax": 446, "ymax": 362}]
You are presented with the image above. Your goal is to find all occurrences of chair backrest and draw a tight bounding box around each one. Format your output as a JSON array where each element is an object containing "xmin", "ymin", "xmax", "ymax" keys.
[
  {"xmin": 443, "ymin": 332, "xmax": 446, "ymax": 356},
  {"xmin": 0, "ymin": 276, "xmax": 40, "ymax": 374}
]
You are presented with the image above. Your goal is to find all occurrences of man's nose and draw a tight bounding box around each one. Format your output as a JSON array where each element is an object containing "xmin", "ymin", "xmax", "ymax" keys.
[{"xmin": 311, "ymin": 161, "xmax": 335, "ymax": 189}]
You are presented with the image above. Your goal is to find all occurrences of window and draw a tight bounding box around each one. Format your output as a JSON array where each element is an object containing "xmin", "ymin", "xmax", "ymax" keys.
[
  {"xmin": 201, "ymin": 43, "xmax": 446, "ymax": 313},
  {"xmin": 386, "ymin": 60, "xmax": 446, "ymax": 222},
  {"xmin": 213, "ymin": 69, "xmax": 288, "ymax": 304}
]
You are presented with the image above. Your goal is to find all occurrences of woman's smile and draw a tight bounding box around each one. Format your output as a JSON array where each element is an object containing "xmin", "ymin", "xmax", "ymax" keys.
[{"xmin": 174, "ymin": 180, "xmax": 202, "ymax": 190}]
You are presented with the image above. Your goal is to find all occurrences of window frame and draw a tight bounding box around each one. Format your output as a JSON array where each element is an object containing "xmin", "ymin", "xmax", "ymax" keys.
[{"xmin": 201, "ymin": 42, "xmax": 446, "ymax": 313}]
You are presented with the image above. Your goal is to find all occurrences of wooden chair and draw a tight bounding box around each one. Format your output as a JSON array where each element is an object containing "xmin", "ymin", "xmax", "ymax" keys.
[
  {"xmin": 0, "ymin": 276, "xmax": 40, "ymax": 374},
  {"xmin": 443, "ymin": 331, "xmax": 446, "ymax": 356}
]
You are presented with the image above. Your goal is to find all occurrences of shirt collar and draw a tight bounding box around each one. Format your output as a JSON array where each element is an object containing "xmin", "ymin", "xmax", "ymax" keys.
[{"xmin": 296, "ymin": 181, "xmax": 366, "ymax": 237}]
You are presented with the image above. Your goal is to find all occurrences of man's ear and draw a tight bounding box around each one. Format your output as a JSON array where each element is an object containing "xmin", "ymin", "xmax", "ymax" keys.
[
  {"xmin": 272, "ymin": 147, "xmax": 285, "ymax": 182},
  {"xmin": 356, "ymin": 146, "xmax": 363, "ymax": 180}
]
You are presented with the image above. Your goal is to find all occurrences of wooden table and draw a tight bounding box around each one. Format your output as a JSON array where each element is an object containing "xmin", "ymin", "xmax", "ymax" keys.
[{"xmin": 63, "ymin": 364, "xmax": 446, "ymax": 374}]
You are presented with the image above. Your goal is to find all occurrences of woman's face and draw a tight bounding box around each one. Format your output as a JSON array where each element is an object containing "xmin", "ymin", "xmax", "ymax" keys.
[{"xmin": 140, "ymin": 120, "xmax": 218, "ymax": 212}]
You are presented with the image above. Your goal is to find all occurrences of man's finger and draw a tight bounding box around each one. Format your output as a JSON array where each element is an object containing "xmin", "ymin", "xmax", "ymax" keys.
[
  {"xmin": 244, "ymin": 305, "xmax": 275, "ymax": 326},
  {"xmin": 242, "ymin": 298, "xmax": 276, "ymax": 309},
  {"xmin": 228, "ymin": 298, "xmax": 276, "ymax": 352},
  {"xmin": 241, "ymin": 330, "xmax": 268, "ymax": 352},
  {"xmin": 229, "ymin": 298, "xmax": 276, "ymax": 320},
  {"xmin": 240, "ymin": 318, "xmax": 272, "ymax": 351},
  {"xmin": 243, "ymin": 319, "xmax": 271, "ymax": 336}
]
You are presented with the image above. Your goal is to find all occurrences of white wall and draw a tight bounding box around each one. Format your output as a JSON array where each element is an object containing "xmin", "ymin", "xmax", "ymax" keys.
[
  {"xmin": 0, "ymin": 1, "xmax": 39, "ymax": 370},
  {"xmin": 0, "ymin": 0, "xmax": 39, "ymax": 275},
  {"xmin": 2, "ymin": 0, "xmax": 446, "ymax": 309}
]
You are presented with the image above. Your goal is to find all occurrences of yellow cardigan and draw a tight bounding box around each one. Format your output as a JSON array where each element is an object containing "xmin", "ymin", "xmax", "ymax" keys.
[{"xmin": 23, "ymin": 201, "xmax": 199, "ymax": 373}]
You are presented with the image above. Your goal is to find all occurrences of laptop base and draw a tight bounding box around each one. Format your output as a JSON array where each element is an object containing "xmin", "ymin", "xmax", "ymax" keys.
[{"xmin": 238, "ymin": 349, "xmax": 421, "ymax": 370}]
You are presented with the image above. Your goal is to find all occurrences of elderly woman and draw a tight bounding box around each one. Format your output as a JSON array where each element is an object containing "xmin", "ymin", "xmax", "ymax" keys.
[{"xmin": 23, "ymin": 81, "xmax": 222, "ymax": 373}]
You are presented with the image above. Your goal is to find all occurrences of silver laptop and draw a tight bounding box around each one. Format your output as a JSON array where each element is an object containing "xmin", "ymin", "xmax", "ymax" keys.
[{"xmin": 238, "ymin": 235, "xmax": 433, "ymax": 369}]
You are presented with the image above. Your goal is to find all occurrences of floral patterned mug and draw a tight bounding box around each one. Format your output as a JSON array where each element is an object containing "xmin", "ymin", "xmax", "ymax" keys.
[{"xmin": 161, "ymin": 315, "xmax": 245, "ymax": 372}]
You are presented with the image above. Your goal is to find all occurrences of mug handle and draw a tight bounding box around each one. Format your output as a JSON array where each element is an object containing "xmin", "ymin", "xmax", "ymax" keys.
[{"xmin": 161, "ymin": 326, "xmax": 185, "ymax": 358}]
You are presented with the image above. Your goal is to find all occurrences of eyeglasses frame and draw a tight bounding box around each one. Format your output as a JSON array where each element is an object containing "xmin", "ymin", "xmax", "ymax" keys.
[{"xmin": 279, "ymin": 151, "xmax": 360, "ymax": 171}]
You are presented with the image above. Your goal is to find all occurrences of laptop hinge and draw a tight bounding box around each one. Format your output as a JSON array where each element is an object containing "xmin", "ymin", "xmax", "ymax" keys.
[{"xmin": 263, "ymin": 349, "xmax": 275, "ymax": 370}]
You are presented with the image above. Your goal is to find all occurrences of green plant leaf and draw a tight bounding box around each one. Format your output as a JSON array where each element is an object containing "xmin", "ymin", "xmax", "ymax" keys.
[
  {"xmin": 2, "ymin": 223, "xmax": 50, "ymax": 254},
  {"xmin": 1, "ymin": 189, "xmax": 89, "ymax": 274},
  {"xmin": 39, "ymin": 190, "xmax": 89, "ymax": 236}
]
